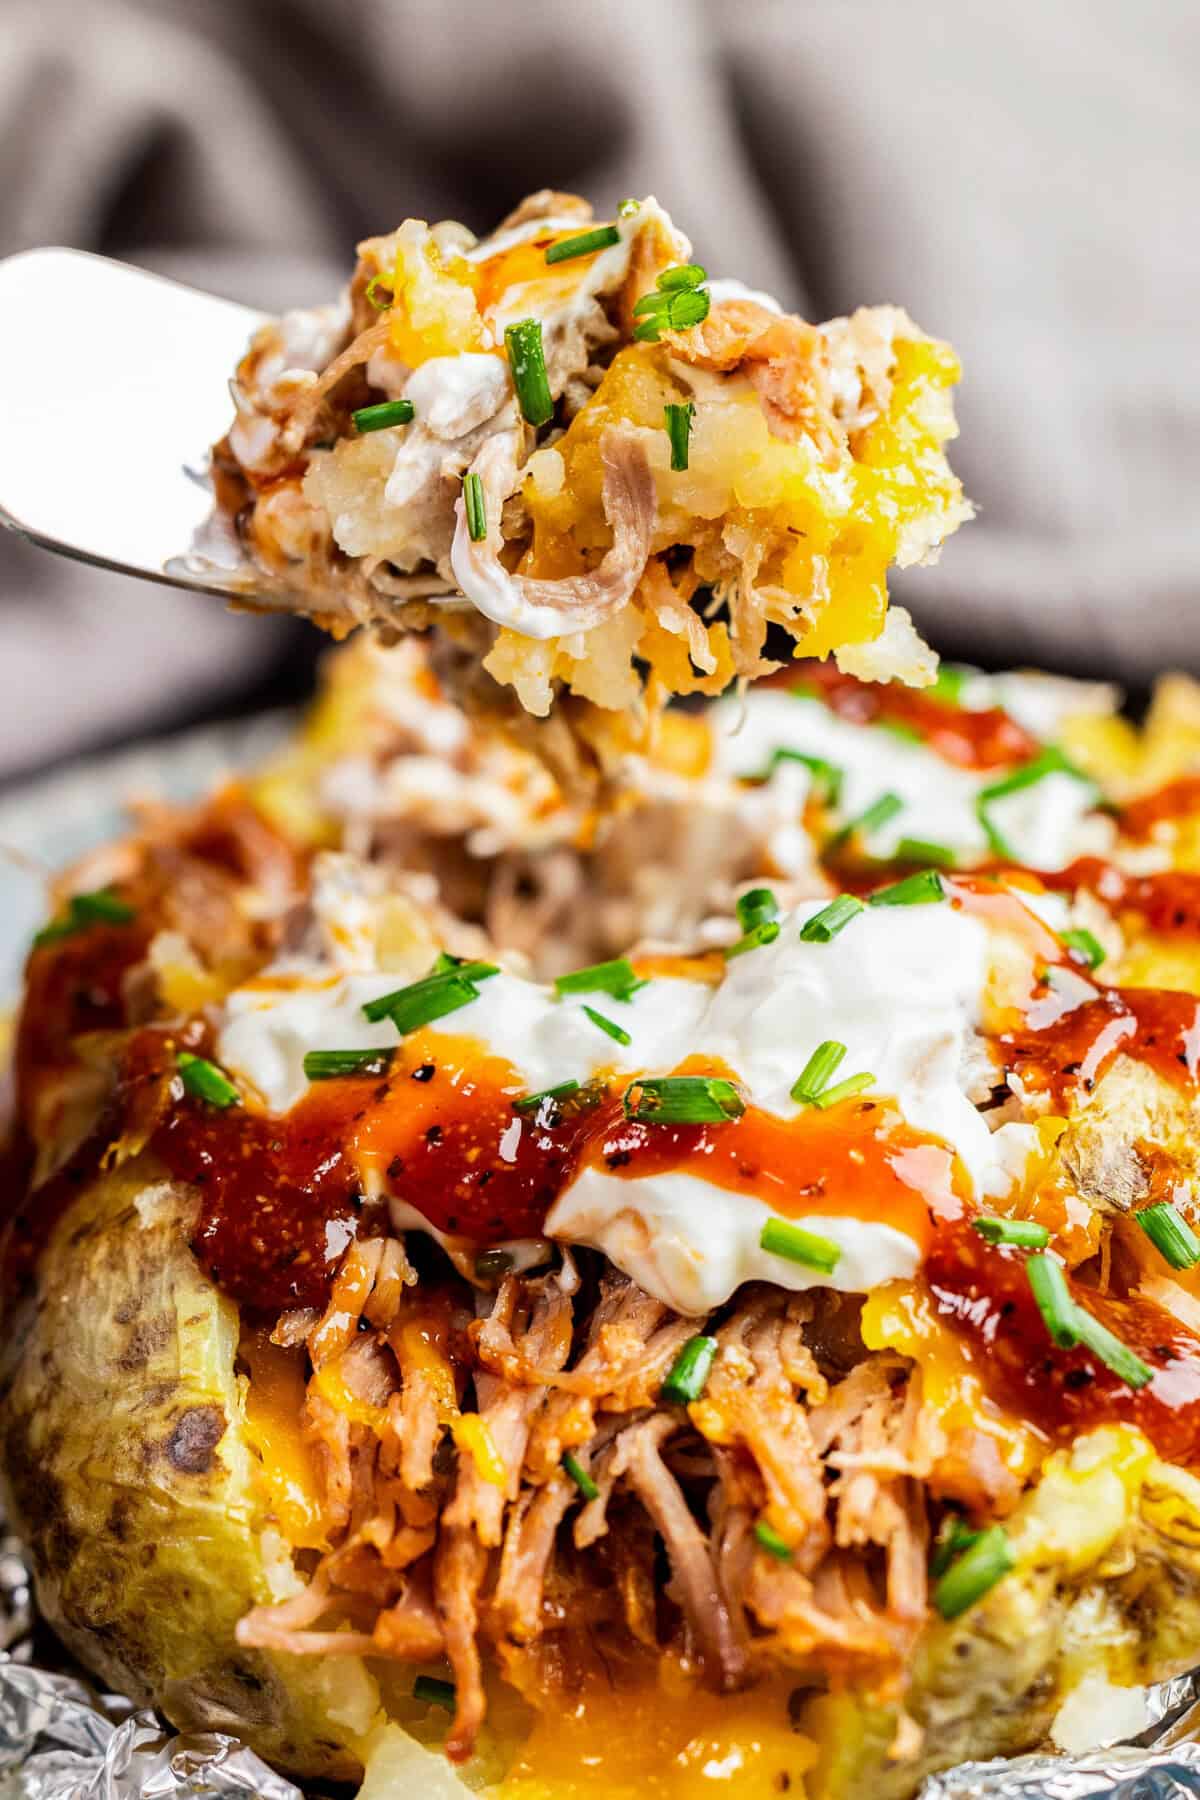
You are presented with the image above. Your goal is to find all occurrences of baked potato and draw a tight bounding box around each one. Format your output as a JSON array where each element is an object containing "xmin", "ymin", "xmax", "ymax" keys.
[{"xmin": 8, "ymin": 648, "xmax": 1200, "ymax": 1799}]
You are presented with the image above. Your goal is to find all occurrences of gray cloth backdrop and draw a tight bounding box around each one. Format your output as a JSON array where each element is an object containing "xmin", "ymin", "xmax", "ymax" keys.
[{"xmin": 2, "ymin": 0, "xmax": 1198, "ymax": 779}]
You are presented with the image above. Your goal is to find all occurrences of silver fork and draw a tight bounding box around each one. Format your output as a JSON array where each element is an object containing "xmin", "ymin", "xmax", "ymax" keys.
[{"xmin": 0, "ymin": 246, "xmax": 274, "ymax": 604}]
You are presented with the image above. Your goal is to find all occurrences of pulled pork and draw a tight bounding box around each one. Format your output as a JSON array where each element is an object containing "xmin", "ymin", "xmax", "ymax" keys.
[{"xmin": 237, "ymin": 1245, "xmax": 943, "ymax": 1762}]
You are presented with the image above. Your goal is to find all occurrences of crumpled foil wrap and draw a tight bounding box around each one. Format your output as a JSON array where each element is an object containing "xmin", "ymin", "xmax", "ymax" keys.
[{"xmin": 0, "ymin": 1512, "xmax": 1195, "ymax": 1800}]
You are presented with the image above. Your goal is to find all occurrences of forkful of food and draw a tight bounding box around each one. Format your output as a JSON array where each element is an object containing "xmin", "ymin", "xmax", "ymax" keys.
[{"xmin": 0, "ymin": 189, "xmax": 970, "ymax": 722}]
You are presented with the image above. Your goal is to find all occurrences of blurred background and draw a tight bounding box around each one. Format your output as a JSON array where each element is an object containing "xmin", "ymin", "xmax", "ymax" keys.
[{"xmin": 1, "ymin": 0, "xmax": 1198, "ymax": 789}]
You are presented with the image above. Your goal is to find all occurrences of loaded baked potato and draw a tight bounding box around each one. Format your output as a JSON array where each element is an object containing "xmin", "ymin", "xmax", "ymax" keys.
[{"xmin": 8, "ymin": 642, "xmax": 1200, "ymax": 1799}]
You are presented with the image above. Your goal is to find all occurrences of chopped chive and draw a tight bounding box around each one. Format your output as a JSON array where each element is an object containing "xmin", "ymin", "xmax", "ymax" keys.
[
  {"xmin": 177, "ymin": 1052, "xmax": 239, "ymax": 1109},
  {"xmin": 514, "ymin": 1079, "xmax": 581, "ymax": 1116},
  {"xmin": 364, "ymin": 273, "xmax": 393, "ymax": 311},
  {"xmin": 755, "ymin": 747, "xmax": 844, "ymax": 805},
  {"xmin": 555, "ymin": 957, "xmax": 646, "ymax": 1002},
  {"xmin": 791, "ymin": 1039, "xmax": 847, "ymax": 1105},
  {"xmin": 582, "ymin": 1005, "xmax": 631, "ymax": 1046},
  {"xmin": 868, "ymin": 869, "xmax": 946, "ymax": 907},
  {"xmin": 352, "ymin": 399, "xmax": 415, "ymax": 433},
  {"xmin": 562, "ymin": 1450, "xmax": 600, "ymax": 1500},
  {"xmin": 474, "ymin": 1248, "xmax": 514, "ymax": 1283},
  {"xmin": 1071, "ymin": 1308, "xmax": 1154, "ymax": 1389},
  {"xmin": 933, "ymin": 1525, "xmax": 1013, "ymax": 1619},
  {"xmin": 1026, "ymin": 1253, "xmax": 1153, "ymax": 1388},
  {"xmin": 504, "ymin": 318, "xmax": 554, "ymax": 427},
  {"xmin": 754, "ymin": 1520, "xmax": 794, "ymax": 1562},
  {"xmin": 930, "ymin": 1514, "xmax": 981, "ymax": 1580},
  {"xmin": 664, "ymin": 401, "xmax": 695, "ymax": 471},
  {"xmin": 799, "ymin": 894, "xmax": 864, "ymax": 943},
  {"xmin": 1136, "ymin": 1200, "xmax": 1200, "ymax": 1271},
  {"xmin": 545, "ymin": 225, "xmax": 621, "ymax": 265},
  {"xmin": 977, "ymin": 748, "xmax": 1098, "ymax": 861},
  {"xmin": 433, "ymin": 951, "xmax": 464, "ymax": 973},
  {"xmin": 1025, "ymin": 1254, "xmax": 1079, "ymax": 1347},
  {"xmin": 362, "ymin": 968, "xmax": 495, "ymax": 1032},
  {"xmin": 303, "ymin": 1049, "xmax": 395, "ymax": 1080},
  {"xmin": 463, "ymin": 471, "xmax": 487, "ymax": 542},
  {"xmin": 736, "ymin": 887, "xmax": 780, "ymax": 933},
  {"xmin": 812, "ymin": 1071, "xmax": 875, "ymax": 1109},
  {"xmin": 1061, "ymin": 928, "xmax": 1105, "ymax": 971},
  {"xmin": 617, "ymin": 198, "xmax": 641, "ymax": 217},
  {"xmin": 725, "ymin": 919, "xmax": 781, "ymax": 959},
  {"xmin": 34, "ymin": 886, "xmax": 136, "ymax": 947},
  {"xmin": 895, "ymin": 837, "xmax": 956, "ymax": 869},
  {"xmin": 760, "ymin": 1216, "xmax": 841, "ymax": 1273},
  {"xmin": 623, "ymin": 1075, "xmax": 744, "ymax": 1125},
  {"xmin": 413, "ymin": 1675, "xmax": 456, "ymax": 1710},
  {"xmin": 661, "ymin": 1334, "xmax": 719, "ymax": 1405},
  {"xmin": 972, "ymin": 1216, "xmax": 1051, "ymax": 1249},
  {"xmin": 827, "ymin": 791, "xmax": 904, "ymax": 854},
  {"xmin": 657, "ymin": 263, "xmax": 708, "ymax": 291},
  {"xmin": 877, "ymin": 719, "xmax": 923, "ymax": 744},
  {"xmin": 930, "ymin": 663, "xmax": 972, "ymax": 706}
]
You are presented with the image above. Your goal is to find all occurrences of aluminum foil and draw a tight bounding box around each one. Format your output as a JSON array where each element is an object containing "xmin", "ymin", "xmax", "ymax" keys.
[{"xmin": 0, "ymin": 1511, "xmax": 1195, "ymax": 1800}]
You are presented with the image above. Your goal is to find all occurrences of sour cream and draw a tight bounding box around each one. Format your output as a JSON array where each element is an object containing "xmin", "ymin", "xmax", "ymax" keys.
[
  {"xmin": 713, "ymin": 687, "xmax": 1110, "ymax": 871},
  {"xmin": 214, "ymin": 867, "xmax": 1045, "ymax": 1314}
]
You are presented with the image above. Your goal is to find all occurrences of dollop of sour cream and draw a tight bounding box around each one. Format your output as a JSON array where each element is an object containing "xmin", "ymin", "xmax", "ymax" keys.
[
  {"xmin": 215, "ymin": 868, "xmax": 1044, "ymax": 1315},
  {"xmin": 713, "ymin": 687, "xmax": 1111, "ymax": 871}
]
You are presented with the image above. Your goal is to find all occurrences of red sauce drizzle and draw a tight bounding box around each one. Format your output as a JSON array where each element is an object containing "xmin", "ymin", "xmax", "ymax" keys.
[
  {"xmin": 789, "ymin": 661, "xmax": 1038, "ymax": 772},
  {"xmin": 1046, "ymin": 856, "xmax": 1200, "ymax": 940},
  {"xmin": 926, "ymin": 1215, "xmax": 1200, "ymax": 1463}
]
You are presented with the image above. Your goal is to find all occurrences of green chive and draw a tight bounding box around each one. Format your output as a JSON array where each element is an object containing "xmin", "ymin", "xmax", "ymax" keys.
[
  {"xmin": 868, "ymin": 869, "xmax": 946, "ymax": 907},
  {"xmin": 463, "ymin": 471, "xmax": 487, "ymax": 542},
  {"xmin": 1026, "ymin": 1254, "xmax": 1079, "ymax": 1347},
  {"xmin": 661, "ymin": 1334, "xmax": 718, "ymax": 1405},
  {"xmin": 362, "ymin": 968, "xmax": 496, "ymax": 1032},
  {"xmin": 545, "ymin": 225, "xmax": 621, "ymax": 265},
  {"xmin": 877, "ymin": 719, "xmax": 923, "ymax": 744},
  {"xmin": 664, "ymin": 401, "xmax": 695, "ymax": 471},
  {"xmin": 933, "ymin": 1525, "xmax": 1013, "ymax": 1619},
  {"xmin": 1071, "ymin": 1308, "xmax": 1154, "ymax": 1389},
  {"xmin": 352, "ymin": 399, "xmax": 415, "ymax": 433},
  {"xmin": 617, "ymin": 198, "xmax": 641, "ymax": 217},
  {"xmin": 930, "ymin": 663, "xmax": 972, "ymax": 706},
  {"xmin": 582, "ymin": 1005, "xmax": 631, "ymax": 1046},
  {"xmin": 977, "ymin": 748, "xmax": 1099, "ymax": 861},
  {"xmin": 799, "ymin": 895, "xmax": 864, "ymax": 943},
  {"xmin": 1026, "ymin": 1254, "xmax": 1153, "ymax": 1388},
  {"xmin": 791, "ymin": 1039, "xmax": 847, "ymax": 1105},
  {"xmin": 1061, "ymin": 928, "xmax": 1105, "ymax": 971},
  {"xmin": 178, "ymin": 1053, "xmax": 239, "ymax": 1109},
  {"xmin": 726, "ymin": 920, "xmax": 781, "ymax": 959},
  {"xmin": 303, "ymin": 1049, "xmax": 395, "ymax": 1080},
  {"xmin": 623, "ymin": 1075, "xmax": 745, "ymax": 1125},
  {"xmin": 514, "ymin": 1079, "xmax": 581, "ymax": 1116},
  {"xmin": 754, "ymin": 1520, "xmax": 794, "ymax": 1562},
  {"xmin": 413, "ymin": 1675, "xmax": 456, "ymax": 1711},
  {"xmin": 972, "ymin": 1216, "xmax": 1050, "ymax": 1249},
  {"xmin": 812, "ymin": 1071, "xmax": 875, "ymax": 1109},
  {"xmin": 33, "ymin": 887, "xmax": 136, "ymax": 947},
  {"xmin": 504, "ymin": 318, "xmax": 554, "ymax": 427},
  {"xmin": 760, "ymin": 1216, "xmax": 841, "ymax": 1274},
  {"xmin": 827, "ymin": 791, "xmax": 904, "ymax": 854},
  {"xmin": 555, "ymin": 957, "xmax": 646, "ymax": 1002},
  {"xmin": 930, "ymin": 1514, "xmax": 981, "ymax": 1580},
  {"xmin": 755, "ymin": 748, "xmax": 844, "ymax": 805},
  {"xmin": 364, "ymin": 273, "xmax": 393, "ymax": 311},
  {"xmin": 657, "ymin": 263, "xmax": 708, "ymax": 291},
  {"xmin": 1136, "ymin": 1201, "xmax": 1200, "ymax": 1271},
  {"xmin": 562, "ymin": 1450, "xmax": 600, "ymax": 1500},
  {"xmin": 736, "ymin": 888, "xmax": 780, "ymax": 933},
  {"xmin": 895, "ymin": 837, "xmax": 956, "ymax": 869}
]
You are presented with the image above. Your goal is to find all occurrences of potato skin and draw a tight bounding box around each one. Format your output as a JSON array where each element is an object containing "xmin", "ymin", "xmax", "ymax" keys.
[{"xmin": 0, "ymin": 1154, "xmax": 366, "ymax": 1782}]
